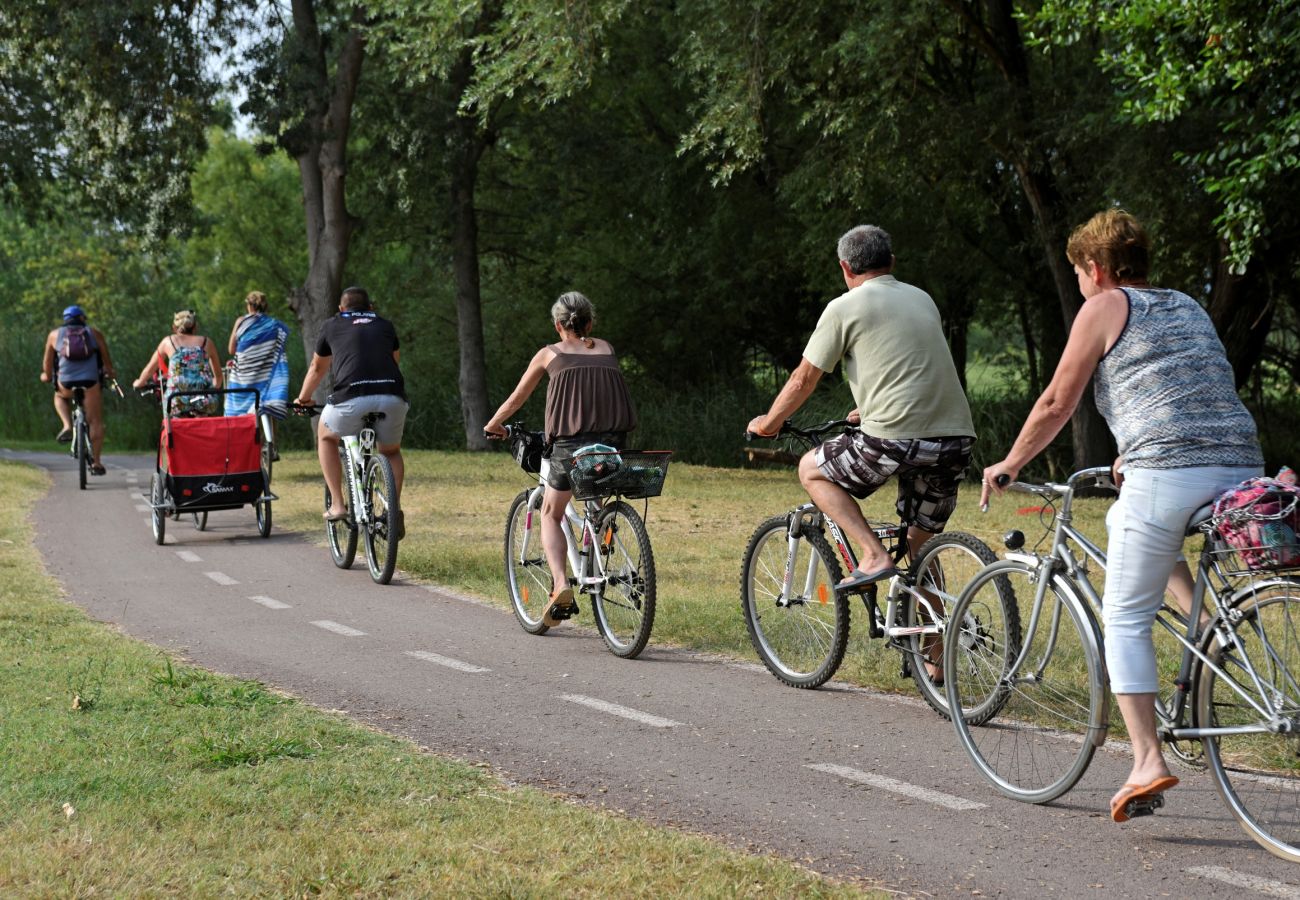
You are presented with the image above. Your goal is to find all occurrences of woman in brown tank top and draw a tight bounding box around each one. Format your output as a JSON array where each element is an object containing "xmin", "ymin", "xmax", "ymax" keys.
[{"xmin": 485, "ymin": 292, "xmax": 638, "ymax": 627}]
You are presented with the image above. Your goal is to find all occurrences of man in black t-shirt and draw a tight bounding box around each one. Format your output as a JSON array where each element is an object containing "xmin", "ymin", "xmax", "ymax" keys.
[{"xmin": 294, "ymin": 286, "xmax": 408, "ymax": 532}]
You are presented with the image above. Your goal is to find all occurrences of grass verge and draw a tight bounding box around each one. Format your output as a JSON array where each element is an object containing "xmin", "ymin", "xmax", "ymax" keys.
[{"xmin": 0, "ymin": 460, "xmax": 869, "ymax": 897}]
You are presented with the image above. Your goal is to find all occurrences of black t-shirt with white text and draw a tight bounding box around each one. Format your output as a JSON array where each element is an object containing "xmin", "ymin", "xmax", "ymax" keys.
[{"xmin": 315, "ymin": 311, "xmax": 405, "ymax": 403}]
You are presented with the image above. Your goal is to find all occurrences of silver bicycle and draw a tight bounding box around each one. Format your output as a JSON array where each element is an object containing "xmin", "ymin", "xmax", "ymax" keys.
[
  {"xmin": 946, "ymin": 466, "xmax": 1300, "ymax": 861},
  {"xmin": 501, "ymin": 424, "xmax": 669, "ymax": 659}
]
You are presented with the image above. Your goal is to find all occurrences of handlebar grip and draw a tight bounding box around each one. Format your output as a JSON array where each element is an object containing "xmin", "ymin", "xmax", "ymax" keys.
[{"xmin": 995, "ymin": 474, "xmax": 1010, "ymax": 487}]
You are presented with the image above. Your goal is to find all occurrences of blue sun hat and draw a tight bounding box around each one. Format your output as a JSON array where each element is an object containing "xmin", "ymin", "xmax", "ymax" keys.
[{"xmin": 62, "ymin": 305, "xmax": 86, "ymax": 322}]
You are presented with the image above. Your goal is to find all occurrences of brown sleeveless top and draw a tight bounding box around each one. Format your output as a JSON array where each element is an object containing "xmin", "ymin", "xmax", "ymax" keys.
[{"xmin": 544, "ymin": 345, "xmax": 638, "ymax": 441}]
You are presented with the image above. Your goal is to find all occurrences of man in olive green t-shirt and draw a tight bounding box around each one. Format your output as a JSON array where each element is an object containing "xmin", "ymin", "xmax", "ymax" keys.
[{"xmin": 747, "ymin": 225, "xmax": 976, "ymax": 601}]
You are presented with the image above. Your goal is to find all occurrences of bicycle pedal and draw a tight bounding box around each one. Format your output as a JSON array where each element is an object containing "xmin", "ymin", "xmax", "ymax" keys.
[
  {"xmin": 1124, "ymin": 793, "xmax": 1165, "ymax": 819},
  {"xmin": 550, "ymin": 602, "xmax": 579, "ymax": 621}
]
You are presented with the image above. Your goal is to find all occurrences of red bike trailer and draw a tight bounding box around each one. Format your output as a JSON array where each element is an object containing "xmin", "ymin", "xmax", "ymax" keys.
[{"xmin": 148, "ymin": 387, "xmax": 276, "ymax": 544}]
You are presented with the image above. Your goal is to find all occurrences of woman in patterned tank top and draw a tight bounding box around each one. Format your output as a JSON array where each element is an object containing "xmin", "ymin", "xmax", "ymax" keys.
[
  {"xmin": 980, "ymin": 210, "xmax": 1262, "ymax": 824},
  {"xmin": 484, "ymin": 292, "xmax": 638, "ymax": 629}
]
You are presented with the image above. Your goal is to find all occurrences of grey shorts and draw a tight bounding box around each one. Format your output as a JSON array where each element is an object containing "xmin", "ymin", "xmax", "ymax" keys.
[
  {"xmin": 543, "ymin": 432, "xmax": 625, "ymax": 492},
  {"xmin": 814, "ymin": 431, "xmax": 975, "ymax": 533},
  {"xmin": 320, "ymin": 395, "xmax": 409, "ymax": 445}
]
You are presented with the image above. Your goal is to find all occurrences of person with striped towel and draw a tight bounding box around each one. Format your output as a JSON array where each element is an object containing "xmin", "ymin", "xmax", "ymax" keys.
[{"xmin": 224, "ymin": 291, "xmax": 291, "ymax": 448}]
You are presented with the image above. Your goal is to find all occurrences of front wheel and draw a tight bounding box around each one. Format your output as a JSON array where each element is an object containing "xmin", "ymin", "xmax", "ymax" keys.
[
  {"xmin": 740, "ymin": 513, "xmax": 847, "ymax": 688},
  {"xmin": 593, "ymin": 501, "xmax": 656, "ymax": 658},
  {"xmin": 362, "ymin": 453, "xmax": 399, "ymax": 584},
  {"xmin": 906, "ymin": 531, "xmax": 1017, "ymax": 721},
  {"xmin": 192, "ymin": 511, "xmax": 208, "ymax": 531},
  {"xmin": 504, "ymin": 489, "xmax": 550, "ymax": 635},
  {"xmin": 150, "ymin": 473, "xmax": 166, "ymax": 545},
  {"xmin": 1198, "ymin": 580, "xmax": 1300, "ymax": 862},
  {"xmin": 76, "ymin": 418, "xmax": 88, "ymax": 490},
  {"xmin": 945, "ymin": 561, "xmax": 1106, "ymax": 804},
  {"xmin": 256, "ymin": 439, "xmax": 273, "ymax": 538}
]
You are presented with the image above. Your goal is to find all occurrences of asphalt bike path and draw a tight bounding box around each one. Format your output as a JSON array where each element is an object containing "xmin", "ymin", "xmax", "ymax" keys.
[{"xmin": 9, "ymin": 448, "xmax": 1300, "ymax": 897}]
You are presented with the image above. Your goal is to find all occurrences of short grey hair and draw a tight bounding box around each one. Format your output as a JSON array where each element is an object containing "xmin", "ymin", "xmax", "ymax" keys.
[
  {"xmin": 551, "ymin": 291, "xmax": 595, "ymax": 334},
  {"xmin": 836, "ymin": 225, "xmax": 893, "ymax": 275}
]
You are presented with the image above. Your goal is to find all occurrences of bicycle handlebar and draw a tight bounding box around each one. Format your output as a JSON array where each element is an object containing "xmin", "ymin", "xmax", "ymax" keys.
[
  {"xmin": 745, "ymin": 418, "xmax": 854, "ymax": 444},
  {"xmin": 291, "ymin": 402, "xmax": 323, "ymax": 416}
]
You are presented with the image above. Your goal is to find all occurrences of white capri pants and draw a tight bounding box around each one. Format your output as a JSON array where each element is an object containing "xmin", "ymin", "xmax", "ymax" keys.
[{"xmin": 1103, "ymin": 464, "xmax": 1260, "ymax": 694}]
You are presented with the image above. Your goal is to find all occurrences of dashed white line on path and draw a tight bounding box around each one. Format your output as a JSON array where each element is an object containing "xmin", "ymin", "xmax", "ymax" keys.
[
  {"xmin": 311, "ymin": 620, "xmax": 367, "ymax": 637},
  {"xmin": 249, "ymin": 595, "xmax": 290, "ymax": 610},
  {"xmin": 806, "ymin": 763, "xmax": 987, "ymax": 811},
  {"xmin": 176, "ymin": 550, "xmax": 202, "ymax": 563},
  {"xmin": 1187, "ymin": 867, "xmax": 1300, "ymax": 898},
  {"xmin": 561, "ymin": 694, "xmax": 681, "ymax": 728},
  {"xmin": 134, "ymin": 504, "xmax": 151, "ymax": 512},
  {"xmin": 404, "ymin": 650, "xmax": 490, "ymax": 673},
  {"xmin": 204, "ymin": 572, "xmax": 238, "ymax": 586}
]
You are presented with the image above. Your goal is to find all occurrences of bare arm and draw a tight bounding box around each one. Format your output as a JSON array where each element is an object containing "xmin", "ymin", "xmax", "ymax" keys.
[
  {"xmin": 981, "ymin": 290, "xmax": 1125, "ymax": 505},
  {"xmin": 484, "ymin": 347, "xmax": 552, "ymax": 437},
  {"xmin": 40, "ymin": 331, "xmax": 56, "ymax": 382},
  {"xmin": 206, "ymin": 339, "xmax": 223, "ymax": 389},
  {"xmin": 228, "ymin": 316, "xmax": 243, "ymax": 356},
  {"xmin": 92, "ymin": 328, "xmax": 115, "ymax": 379},
  {"xmin": 747, "ymin": 357, "xmax": 827, "ymax": 437},
  {"xmin": 295, "ymin": 353, "xmax": 331, "ymax": 405},
  {"xmin": 133, "ymin": 338, "xmax": 168, "ymax": 388}
]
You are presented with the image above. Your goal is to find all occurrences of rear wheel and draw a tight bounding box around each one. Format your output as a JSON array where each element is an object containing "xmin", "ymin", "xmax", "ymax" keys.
[
  {"xmin": 740, "ymin": 514, "xmax": 847, "ymax": 688},
  {"xmin": 76, "ymin": 417, "xmax": 88, "ymax": 490},
  {"xmin": 150, "ymin": 473, "xmax": 166, "ymax": 545},
  {"xmin": 504, "ymin": 489, "xmax": 550, "ymax": 635},
  {"xmin": 593, "ymin": 501, "xmax": 656, "ymax": 658},
  {"xmin": 906, "ymin": 532, "xmax": 1017, "ymax": 721},
  {"xmin": 325, "ymin": 447, "xmax": 357, "ymax": 569},
  {"xmin": 1198, "ymin": 581, "xmax": 1300, "ymax": 862},
  {"xmin": 256, "ymin": 439, "xmax": 273, "ymax": 538},
  {"xmin": 945, "ymin": 562, "xmax": 1106, "ymax": 803},
  {"xmin": 363, "ymin": 454, "xmax": 399, "ymax": 584}
]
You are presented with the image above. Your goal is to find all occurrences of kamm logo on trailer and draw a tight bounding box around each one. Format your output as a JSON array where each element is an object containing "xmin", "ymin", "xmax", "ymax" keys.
[{"xmin": 202, "ymin": 482, "xmax": 236, "ymax": 494}]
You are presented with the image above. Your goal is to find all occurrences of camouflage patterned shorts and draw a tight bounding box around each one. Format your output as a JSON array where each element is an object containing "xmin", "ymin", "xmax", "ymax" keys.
[{"xmin": 814, "ymin": 431, "xmax": 975, "ymax": 533}]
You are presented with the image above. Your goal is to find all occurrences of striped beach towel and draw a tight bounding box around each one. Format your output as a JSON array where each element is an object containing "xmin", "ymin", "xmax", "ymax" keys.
[{"xmin": 225, "ymin": 313, "xmax": 291, "ymax": 418}]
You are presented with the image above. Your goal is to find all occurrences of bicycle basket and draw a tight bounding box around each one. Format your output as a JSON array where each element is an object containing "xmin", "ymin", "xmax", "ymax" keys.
[
  {"xmin": 1211, "ymin": 476, "xmax": 1300, "ymax": 572},
  {"xmin": 567, "ymin": 449, "xmax": 672, "ymax": 501},
  {"xmin": 511, "ymin": 430, "xmax": 544, "ymax": 474}
]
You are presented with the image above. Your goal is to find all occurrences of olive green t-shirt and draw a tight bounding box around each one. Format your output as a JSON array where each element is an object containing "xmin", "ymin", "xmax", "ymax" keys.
[{"xmin": 802, "ymin": 275, "xmax": 975, "ymax": 440}]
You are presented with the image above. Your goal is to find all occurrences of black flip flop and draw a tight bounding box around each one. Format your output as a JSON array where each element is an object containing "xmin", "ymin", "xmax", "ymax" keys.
[{"xmin": 836, "ymin": 565, "xmax": 900, "ymax": 593}]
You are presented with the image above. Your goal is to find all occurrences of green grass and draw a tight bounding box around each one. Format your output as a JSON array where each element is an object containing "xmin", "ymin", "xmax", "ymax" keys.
[{"xmin": 0, "ymin": 459, "xmax": 874, "ymax": 897}]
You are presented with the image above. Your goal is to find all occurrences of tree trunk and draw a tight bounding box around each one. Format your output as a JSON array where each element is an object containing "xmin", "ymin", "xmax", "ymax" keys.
[
  {"xmin": 283, "ymin": 1, "xmax": 365, "ymax": 403},
  {"xmin": 1208, "ymin": 240, "xmax": 1274, "ymax": 389},
  {"xmin": 446, "ymin": 47, "xmax": 493, "ymax": 451}
]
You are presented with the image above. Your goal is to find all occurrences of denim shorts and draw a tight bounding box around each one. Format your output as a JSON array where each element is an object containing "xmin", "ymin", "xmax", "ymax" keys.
[
  {"xmin": 542, "ymin": 432, "xmax": 626, "ymax": 492},
  {"xmin": 320, "ymin": 394, "xmax": 409, "ymax": 445}
]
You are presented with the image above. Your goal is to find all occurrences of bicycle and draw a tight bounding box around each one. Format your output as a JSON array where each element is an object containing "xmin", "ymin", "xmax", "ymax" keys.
[
  {"xmin": 499, "ymin": 423, "xmax": 670, "ymax": 659},
  {"xmin": 946, "ymin": 466, "xmax": 1300, "ymax": 861},
  {"xmin": 68, "ymin": 385, "xmax": 91, "ymax": 490},
  {"xmin": 740, "ymin": 419, "xmax": 1018, "ymax": 722},
  {"xmin": 294, "ymin": 403, "xmax": 400, "ymax": 584}
]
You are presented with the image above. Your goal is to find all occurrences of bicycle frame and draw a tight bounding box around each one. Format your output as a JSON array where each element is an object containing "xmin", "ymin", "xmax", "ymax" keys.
[
  {"xmin": 1005, "ymin": 467, "xmax": 1297, "ymax": 741},
  {"xmin": 779, "ymin": 502, "xmax": 943, "ymax": 644},
  {"xmin": 513, "ymin": 458, "xmax": 618, "ymax": 595},
  {"xmin": 340, "ymin": 427, "xmax": 376, "ymax": 528}
]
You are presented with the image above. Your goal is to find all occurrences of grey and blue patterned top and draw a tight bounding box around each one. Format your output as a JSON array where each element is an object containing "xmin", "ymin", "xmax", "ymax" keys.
[{"xmin": 1094, "ymin": 286, "xmax": 1262, "ymax": 470}]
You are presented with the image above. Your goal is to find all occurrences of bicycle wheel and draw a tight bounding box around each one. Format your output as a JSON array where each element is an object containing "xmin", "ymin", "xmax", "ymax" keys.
[
  {"xmin": 945, "ymin": 560, "xmax": 1107, "ymax": 803},
  {"xmin": 192, "ymin": 511, "xmax": 208, "ymax": 531},
  {"xmin": 906, "ymin": 531, "xmax": 1017, "ymax": 721},
  {"xmin": 593, "ymin": 501, "xmax": 656, "ymax": 658},
  {"xmin": 1197, "ymin": 580, "xmax": 1300, "ymax": 862},
  {"xmin": 740, "ymin": 514, "xmax": 847, "ymax": 688},
  {"xmin": 362, "ymin": 453, "xmax": 398, "ymax": 584},
  {"xmin": 76, "ymin": 418, "xmax": 88, "ymax": 490},
  {"xmin": 325, "ymin": 446, "xmax": 357, "ymax": 569},
  {"xmin": 504, "ymin": 489, "xmax": 550, "ymax": 635},
  {"xmin": 150, "ymin": 472, "xmax": 166, "ymax": 545},
  {"xmin": 256, "ymin": 439, "xmax": 272, "ymax": 538}
]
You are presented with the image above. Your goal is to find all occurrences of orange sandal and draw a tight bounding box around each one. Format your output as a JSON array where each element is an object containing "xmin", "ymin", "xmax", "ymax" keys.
[{"xmin": 1110, "ymin": 775, "xmax": 1179, "ymax": 823}]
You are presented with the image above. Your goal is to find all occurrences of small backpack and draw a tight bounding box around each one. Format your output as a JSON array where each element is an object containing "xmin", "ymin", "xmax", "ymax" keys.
[
  {"xmin": 1212, "ymin": 476, "xmax": 1300, "ymax": 570},
  {"xmin": 59, "ymin": 325, "xmax": 96, "ymax": 361}
]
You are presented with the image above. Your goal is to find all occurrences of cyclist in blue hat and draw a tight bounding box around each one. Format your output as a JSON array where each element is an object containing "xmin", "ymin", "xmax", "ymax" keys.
[{"xmin": 40, "ymin": 305, "xmax": 116, "ymax": 474}]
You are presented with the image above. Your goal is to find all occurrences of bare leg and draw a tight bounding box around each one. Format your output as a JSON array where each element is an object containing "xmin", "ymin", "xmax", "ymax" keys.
[
  {"xmin": 317, "ymin": 427, "xmax": 345, "ymax": 518},
  {"xmin": 82, "ymin": 384, "xmax": 105, "ymax": 466},
  {"xmin": 541, "ymin": 486, "xmax": 572, "ymax": 595},
  {"xmin": 798, "ymin": 451, "xmax": 892, "ymax": 574},
  {"xmin": 379, "ymin": 444, "xmax": 404, "ymax": 503},
  {"xmin": 1112, "ymin": 692, "xmax": 1173, "ymax": 808},
  {"xmin": 53, "ymin": 391, "xmax": 72, "ymax": 434}
]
